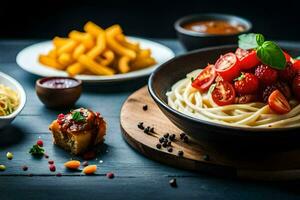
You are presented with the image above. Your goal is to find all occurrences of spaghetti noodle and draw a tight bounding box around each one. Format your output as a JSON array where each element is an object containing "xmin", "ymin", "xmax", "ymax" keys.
[
  {"xmin": 167, "ymin": 69, "xmax": 300, "ymax": 128},
  {"xmin": 0, "ymin": 84, "xmax": 19, "ymax": 116}
]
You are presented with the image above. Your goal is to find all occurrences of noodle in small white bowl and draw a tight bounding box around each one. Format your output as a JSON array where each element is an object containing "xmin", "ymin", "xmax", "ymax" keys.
[{"xmin": 0, "ymin": 71, "xmax": 26, "ymax": 129}]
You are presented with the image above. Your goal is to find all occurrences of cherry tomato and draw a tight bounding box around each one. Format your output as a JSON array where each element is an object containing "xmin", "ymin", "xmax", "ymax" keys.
[
  {"xmin": 214, "ymin": 53, "xmax": 240, "ymax": 81},
  {"xmin": 212, "ymin": 81, "xmax": 236, "ymax": 106},
  {"xmin": 268, "ymin": 90, "xmax": 291, "ymax": 114},
  {"xmin": 191, "ymin": 64, "xmax": 216, "ymax": 93},
  {"xmin": 235, "ymin": 48, "xmax": 260, "ymax": 70},
  {"xmin": 293, "ymin": 59, "xmax": 300, "ymax": 71},
  {"xmin": 292, "ymin": 75, "xmax": 300, "ymax": 101},
  {"xmin": 283, "ymin": 51, "xmax": 292, "ymax": 62}
]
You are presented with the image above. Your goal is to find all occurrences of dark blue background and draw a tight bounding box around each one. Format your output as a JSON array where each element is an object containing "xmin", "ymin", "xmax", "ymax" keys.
[{"xmin": 0, "ymin": 0, "xmax": 299, "ymax": 40}]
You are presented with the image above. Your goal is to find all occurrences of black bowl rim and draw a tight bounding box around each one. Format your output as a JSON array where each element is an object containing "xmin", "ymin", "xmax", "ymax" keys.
[
  {"xmin": 174, "ymin": 13, "xmax": 252, "ymax": 37},
  {"xmin": 148, "ymin": 44, "xmax": 300, "ymax": 133}
]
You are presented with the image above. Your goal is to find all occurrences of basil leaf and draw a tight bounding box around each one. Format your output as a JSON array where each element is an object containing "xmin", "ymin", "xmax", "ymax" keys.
[
  {"xmin": 256, "ymin": 34, "xmax": 265, "ymax": 46},
  {"xmin": 238, "ymin": 33, "xmax": 259, "ymax": 50},
  {"xmin": 72, "ymin": 111, "xmax": 85, "ymax": 122},
  {"xmin": 256, "ymin": 41, "xmax": 286, "ymax": 70}
]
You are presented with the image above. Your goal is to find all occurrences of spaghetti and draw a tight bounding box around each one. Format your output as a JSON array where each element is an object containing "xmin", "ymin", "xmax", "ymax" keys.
[
  {"xmin": 0, "ymin": 84, "xmax": 19, "ymax": 116},
  {"xmin": 167, "ymin": 69, "xmax": 300, "ymax": 128}
]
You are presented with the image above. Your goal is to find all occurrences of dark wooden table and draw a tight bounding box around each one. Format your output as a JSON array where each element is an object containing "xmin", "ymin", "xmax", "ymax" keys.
[{"xmin": 1, "ymin": 39, "xmax": 300, "ymax": 200}]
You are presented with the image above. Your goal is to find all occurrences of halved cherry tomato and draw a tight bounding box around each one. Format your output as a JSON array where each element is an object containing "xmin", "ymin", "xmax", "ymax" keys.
[
  {"xmin": 214, "ymin": 53, "xmax": 240, "ymax": 81},
  {"xmin": 268, "ymin": 89, "xmax": 291, "ymax": 114},
  {"xmin": 293, "ymin": 59, "xmax": 300, "ymax": 70},
  {"xmin": 283, "ymin": 51, "xmax": 292, "ymax": 62},
  {"xmin": 191, "ymin": 64, "xmax": 216, "ymax": 93},
  {"xmin": 211, "ymin": 81, "xmax": 236, "ymax": 106},
  {"xmin": 235, "ymin": 48, "xmax": 260, "ymax": 70}
]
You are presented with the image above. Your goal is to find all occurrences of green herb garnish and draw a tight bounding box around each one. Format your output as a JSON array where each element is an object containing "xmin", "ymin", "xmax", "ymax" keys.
[
  {"xmin": 29, "ymin": 144, "xmax": 45, "ymax": 156},
  {"xmin": 71, "ymin": 111, "xmax": 85, "ymax": 122},
  {"xmin": 191, "ymin": 77, "xmax": 194, "ymax": 82},
  {"xmin": 238, "ymin": 33, "xmax": 286, "ymax": 70}
]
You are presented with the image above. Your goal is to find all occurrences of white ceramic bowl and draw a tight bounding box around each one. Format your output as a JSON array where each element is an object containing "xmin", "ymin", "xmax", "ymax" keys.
[{"xmin": 0, "ymin": 71, "xmax": 26, "ymax": 129}]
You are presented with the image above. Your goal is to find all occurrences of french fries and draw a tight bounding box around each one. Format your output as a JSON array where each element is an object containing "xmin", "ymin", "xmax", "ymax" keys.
[{"xmin": 39, "ymin": 21, "xmax": 156, "ymax": 76}]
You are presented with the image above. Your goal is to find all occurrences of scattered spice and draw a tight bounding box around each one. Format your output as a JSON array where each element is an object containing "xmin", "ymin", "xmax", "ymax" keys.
[
  {"xmin": 203, "ymin": 154, "xmax": 210, "ymax": 161},
  {"xmin": 137, "ymin": 122, "xmax": 144, "ymax": 130},
  {"xmin": 156, "ymin": 143, "xmax": 162, "ymax": 149},
  {"xmin": 22, "ymin": 165, "xmax": 28, "ymax": 171},
  {"xmin": 64, "ymin": 160, "xmax": 81, "ymax": 170},
  {"xmin": 6, "ymin": 152, "xmax": 13, "ymax": 160},
  {"xmin": 36, "ymin": 139, "xmax": 44, "ymax": 147},
  {"xmin": 163, "ymin": 133, "xmax": 169, "ymax": 138},
  {"xmin": 44, "ymin": 154, "xmax": 49, "ymax": 159},
  {"xmin": 83, "ymin": 165, "xmax": 97, "ymax": 175},
  {"xmin": 167, "ymin": 141, "xmax": 171, "ymax": 146},
  {"xmin": 162, "ymin": 142, "xmax": 168, "ymax": 148},
  {"xmin": 0, "ymin": 165, "xmax": 6, "ymax": 171},
  {"xmin": 159, "ymin": 137, "xmax": 165, "ymax": 143},
  {"xmin": 56, "ymin": 173, "xmax": 62, "ymax": 177},
  {"xmin": 48, "ymin": 160, "xmax": 54, "ymax": 165},
  {"xmin": 49, "ymin": 164, "xmax": 56, "ymax": 172},
  {"xmin": 169, "ymin": 178, "xmax": 177, "ymax": 188},
  {"xmin": 29, "ymin": 144, "xmax": 45, "ymax": 156},
  {"xmin": 144, "ymin": 126, "xmax": 150, "ymax": 134},
  {"xmin": 167, "ymin": 147, "xmax": 173, "ymax": 152},
  {"xmin": 183, "ymin": 135, "xmax": 189, "ymax": 143},
  {"xmin": 82, "ymin": 161, "xmax": 89, "ymax": 167},
  {"xmin": 142, "ymin": 105, "xmax": 148, "ymax": 111},
  {"xmin": 106, "ymin": 172, "xmax": 115, "ymax": 179},
  {"xmin": 180, "ymin": 133, "xmax": 186, "ymax": 139},
  {"xmin": 149, "ymin": 127, "xmax": 154, "ymax": 133},
  {"xmin": 169, "ymin": 134, "xmax": 176, "ymax": 141},
  {"xmin": 178, "ymin": 150, "xmax": 184, "ymax": 157}
]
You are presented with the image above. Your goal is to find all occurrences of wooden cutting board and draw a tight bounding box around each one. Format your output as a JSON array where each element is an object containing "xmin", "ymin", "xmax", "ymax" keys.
[{"xmin": 120, "ymin": 86, "xmax": 300, "ymax": 180}]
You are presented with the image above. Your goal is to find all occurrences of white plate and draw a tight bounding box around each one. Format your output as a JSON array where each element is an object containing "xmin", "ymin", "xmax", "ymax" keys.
[{"xmin": 16, "ymin": 37, "xmax": 175, "ymax": 83}]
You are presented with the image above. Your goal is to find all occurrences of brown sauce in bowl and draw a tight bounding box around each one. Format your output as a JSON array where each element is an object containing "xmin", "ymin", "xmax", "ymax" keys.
[{"xmin": 183, "ymin": 20, "xmax": 245, "ymax": 35}]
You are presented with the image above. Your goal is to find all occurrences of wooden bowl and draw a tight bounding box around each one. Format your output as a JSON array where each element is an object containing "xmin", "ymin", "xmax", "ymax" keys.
[
  {"xmin": 148, "ymin": 44, "xmax": 300, "ymax": 151},
  {"xmin": 36, "ymin": 77, "xmax": 82, "ymax": 108}
]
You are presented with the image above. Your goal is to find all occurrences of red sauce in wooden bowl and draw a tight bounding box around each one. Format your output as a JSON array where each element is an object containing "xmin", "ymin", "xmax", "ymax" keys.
[{"xmin": 41, "ymin": 78, "xmax": 80, "ymax": 89}]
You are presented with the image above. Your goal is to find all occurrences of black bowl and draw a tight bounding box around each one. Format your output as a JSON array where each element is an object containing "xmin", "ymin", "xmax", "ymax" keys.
[
  {"xmin": 148, "ymin": 44, "xmax": 300, "ymax": 151},
  {"xmin": 174, "ymin": 13, "xmax": 252, "ymax": 51}
]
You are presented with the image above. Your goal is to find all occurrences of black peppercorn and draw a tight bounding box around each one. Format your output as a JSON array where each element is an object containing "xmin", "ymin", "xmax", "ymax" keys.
[
  {"xmin": 150, "ymin": 127, "xmax": 154, "ymax": 133},
  {"xmin": 162, "ymin": 142, "xmax": 168, "ymax": 148},
  {"xmin": 169, "ymin": 178, "xmax": 177, "ymax": 188},
  {"xmin": 167, "ymin": 141, "xmax": 171, "ymax": 146},
  {"xmin": 178, "ymin": 150, "xmax": 184, "ymax": 157},
  {"xmin": 144, "ymin": 126, "xmax": 150, "ymax": 134},
  {"xmin": 159, "ymin": 137, "xmax": 165, "ymax": 143},
  {"xmin": 164, "ymin": 133, "xmax": 169, "ymax": 138},
  {"xmin": 180, "ymin": 132, "xmax": 186, "ymax": 139},
  {"xmin": 183, "ymin": 135, "xmax": 189, "ymax": 143},
  {"xmin": 167, "ymin": 147, "xmax": 173, "ymax": 152},
  {"xmin": 156, "ymin": 143, "xmax": 162, "ymax": 149},
  {"xmin": 169, "ymin": 134, "xmax": 176, "ymax": 141},
  {"xmin": 137, "ymin": 122, "xmax": 144, "ymax": 130},
  {"xmin": 142, "ymin": 105, "xmax": 148, "ymax": 111}
]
